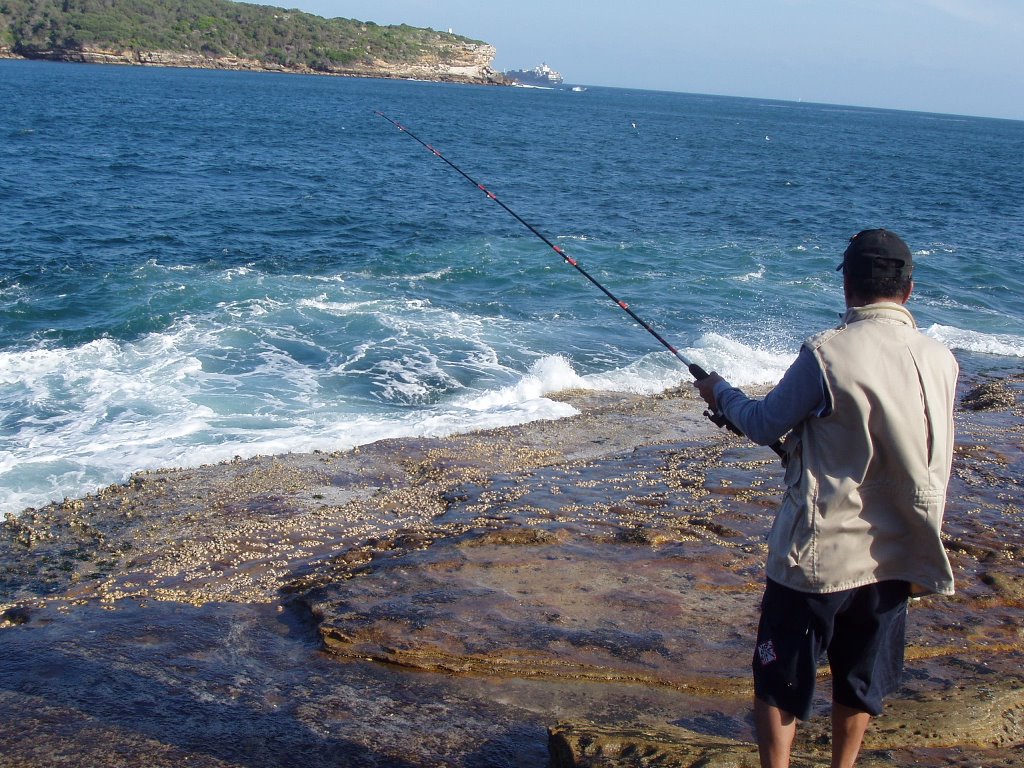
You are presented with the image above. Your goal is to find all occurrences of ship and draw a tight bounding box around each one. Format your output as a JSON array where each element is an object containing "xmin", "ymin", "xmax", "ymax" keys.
[{"xmin": 503, "ymin": 63, "xmax": 563, "ymax": 88}]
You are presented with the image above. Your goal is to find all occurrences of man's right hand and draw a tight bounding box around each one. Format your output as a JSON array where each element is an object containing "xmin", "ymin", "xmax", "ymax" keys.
[{"xmin": 694, "ymin": 371, "xmax": 725, "ymax": 410}]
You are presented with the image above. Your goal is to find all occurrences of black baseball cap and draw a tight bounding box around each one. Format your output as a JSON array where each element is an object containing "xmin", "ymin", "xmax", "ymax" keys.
[{"xmin": 837, "ymin": 229, "xmax": 914, "ymax": 279}]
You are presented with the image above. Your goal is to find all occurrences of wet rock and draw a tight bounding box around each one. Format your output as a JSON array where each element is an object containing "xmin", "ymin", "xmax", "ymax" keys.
[
  {"xmin": 1, "ymin": 376, "xmax": 1022, "ymax": 766},
  {"xmin": 961, "ymin": 380, "xmax": 1017, "ymax": 411},
  {"xmin": 548, "ymin": 721, "xmax": 760, "ymax": 768},
  {"xmin": 0, "ymin": 605, "xmax": 30, "ymax": 626},
  {"xmin": 311, "ymin": 528, "xmax": 759, "ymax": 692}
]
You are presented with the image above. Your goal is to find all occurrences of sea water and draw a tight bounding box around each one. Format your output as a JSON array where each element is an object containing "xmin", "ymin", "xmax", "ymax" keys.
[{"xmin": 1, "ymin": 60, "xmax": 1022, "ymax": 515}]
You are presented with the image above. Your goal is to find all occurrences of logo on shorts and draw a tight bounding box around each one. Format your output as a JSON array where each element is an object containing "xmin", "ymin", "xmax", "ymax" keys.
[{"xmin": 757, "ymin": 639, "xmax": 777, "ymax": 666}]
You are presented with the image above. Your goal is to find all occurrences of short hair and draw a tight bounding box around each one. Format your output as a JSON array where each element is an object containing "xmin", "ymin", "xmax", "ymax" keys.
[{"xmin": 846, "ymin": 272, "xmax": 913, "ymax": 303}]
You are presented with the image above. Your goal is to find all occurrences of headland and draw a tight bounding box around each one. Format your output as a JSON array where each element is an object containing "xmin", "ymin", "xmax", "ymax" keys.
[{"xmin": 0, "ymin": 0, "xmax": 506, "ymax": 85}]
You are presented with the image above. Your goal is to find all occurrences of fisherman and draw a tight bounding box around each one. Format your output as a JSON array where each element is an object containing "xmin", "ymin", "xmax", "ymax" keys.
[{"xmin": 694, "ymin": 229, "xmax": 958, "ymax": 768}]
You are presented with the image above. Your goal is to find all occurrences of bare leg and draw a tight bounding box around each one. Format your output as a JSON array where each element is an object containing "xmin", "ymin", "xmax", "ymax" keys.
[
  {"xmin": 754, "ymin": 697, "xmax": 797, "ymax": 768},
  {"xmin": 831, "ymin": 702, "xmax": 871, "ymax": 768}
]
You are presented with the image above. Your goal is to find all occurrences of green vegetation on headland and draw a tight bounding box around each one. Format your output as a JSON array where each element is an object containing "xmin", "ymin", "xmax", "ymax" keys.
[{"xmin": 0, "ymin": 0, "xmax": 504, "ymax": 83}]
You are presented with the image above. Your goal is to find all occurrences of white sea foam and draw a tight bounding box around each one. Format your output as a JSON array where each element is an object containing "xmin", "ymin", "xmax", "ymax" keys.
[
  {"xmin": 576, "ymin": 355, "xmax": 689, "ymax": 394},
  {"xmin": 735, "ymin": 266, "xmax": 766, "ymax": 282},
  {"xmin": 7, "ymin": 305, "xmax": 1012, "ymax": 518},
  {"xmin": 685, "ymin": 333, "xmax": 797, "ymax": 387},
  {"xmin": 223, "ymin": 266, "xmax": 254, "ymax": 280},
  {"xmin": 0, "ymin": 333, "xmax": 217, "ymax": 515},
  {"xmin": 0, "ymin": 335, "xmax": 696, "ymax": 516},
  {"xmin": 0, "ymin": 312, "xmax": 571, "ymax": 516},
  {"xmin": 458, "ymin": 337, "xmax": 796, "ymax": 415},
  {"xmin": 457, "ymin": 355, "xmax": 587, "ymax": 411},
  {"xmin": 0, "ymin": 354, "xmax": 581, "ymax": 516},
  {"xmin": 407, "ymin": 266, "xmax": 454, "ymax": 281},
  {"xmin": 1, "ymin": 325, "xmax": 800, "ymax": 515},
  {"xmin": 298, "ymin": 297, "xmax": 387, "ymax": 315},
  {"xmin": 925, "ymin": 324, "xmax": 1024, "ymax": 358}
]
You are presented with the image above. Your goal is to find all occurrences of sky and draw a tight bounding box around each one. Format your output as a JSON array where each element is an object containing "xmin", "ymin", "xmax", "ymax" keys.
[{"xmin": 284, "ymin": 0, "xmax": 1023, "ymax": 121}]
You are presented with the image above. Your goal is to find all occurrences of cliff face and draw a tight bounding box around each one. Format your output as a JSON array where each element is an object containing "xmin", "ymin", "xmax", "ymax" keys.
[
  {"xmin": 344, "ymin": 41, "xmax": 505, "ymax": 84},
  {"xmin": 0, "ymin": 41, "xmax": 506, "ymax": 85},
  {"xmin": 1, "ymin": 0, "xmax": 511, "ymax": 84}
]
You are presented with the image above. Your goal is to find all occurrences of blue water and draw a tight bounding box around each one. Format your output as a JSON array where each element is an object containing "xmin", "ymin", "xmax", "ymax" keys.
[{"xmin": 2, "ymin": 60, "xmax": 1023, "ymax": 515}]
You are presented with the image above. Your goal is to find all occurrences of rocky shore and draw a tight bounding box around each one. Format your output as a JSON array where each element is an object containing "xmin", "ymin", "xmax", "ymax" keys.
[
  {"xmin": 0, "ymin": 41, "xmax": 506, "ymax": 85},
  {"xmin": 1, "ymin": 372, "xmax": 1022, "ymax": 767}
]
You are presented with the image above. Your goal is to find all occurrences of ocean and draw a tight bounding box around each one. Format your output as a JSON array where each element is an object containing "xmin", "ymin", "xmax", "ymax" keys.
[{"xmin": 1, "ymin": 59, "xmax": 1022, "ymax": 516}]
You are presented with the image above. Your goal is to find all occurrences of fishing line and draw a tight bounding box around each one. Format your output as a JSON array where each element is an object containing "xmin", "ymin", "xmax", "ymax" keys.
[{"xmin": 375, "ymin": 110, "xmax": 783, "ymax": 457}]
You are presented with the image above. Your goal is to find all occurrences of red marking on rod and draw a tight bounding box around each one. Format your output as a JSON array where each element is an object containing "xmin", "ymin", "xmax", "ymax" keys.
[{"xmin": 554, "ymin": 245, "xmax": 577, "ymax": 265}]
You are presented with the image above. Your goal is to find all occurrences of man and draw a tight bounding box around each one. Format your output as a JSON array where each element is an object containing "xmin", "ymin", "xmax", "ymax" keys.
[{"xmin": 694, "ymin": 229, "xmax": 958, "ymax": 768}]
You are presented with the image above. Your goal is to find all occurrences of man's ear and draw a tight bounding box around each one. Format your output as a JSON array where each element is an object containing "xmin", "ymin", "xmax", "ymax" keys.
[{"xmin": 900, "ymin": 279, "xmax": 914, "ymax": 305}]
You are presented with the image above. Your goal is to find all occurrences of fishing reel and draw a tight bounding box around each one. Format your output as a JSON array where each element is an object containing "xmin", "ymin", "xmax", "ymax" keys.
[
  {"xmin": 704, "ymin": 408, "xmax": 745, "ymax": 437},
  {"xmin": 689, "ymin": 363, "xmax": 744, "ymax": 437}
]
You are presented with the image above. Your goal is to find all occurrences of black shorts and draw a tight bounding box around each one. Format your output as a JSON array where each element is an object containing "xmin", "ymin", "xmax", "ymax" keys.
[{"xmin": 751, "ymin": 578, "xmax": 910, "ymax": 721}]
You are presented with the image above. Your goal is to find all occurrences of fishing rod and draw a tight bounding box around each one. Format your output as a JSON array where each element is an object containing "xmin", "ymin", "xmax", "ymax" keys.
[{"xmin": 375, "ymin": 111, "xmax": 783, "ymax": 457}]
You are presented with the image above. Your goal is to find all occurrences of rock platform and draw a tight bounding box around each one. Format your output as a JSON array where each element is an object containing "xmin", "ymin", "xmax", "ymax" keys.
[{"xmin": 1, "ymin": 375, "xmax": 1022, "ymax": 766}]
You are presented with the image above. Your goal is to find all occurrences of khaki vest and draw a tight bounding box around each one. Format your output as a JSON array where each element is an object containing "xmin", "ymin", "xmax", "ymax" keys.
[{"xmin": 767, "ymin": 303, "xmax": 958, "ymax": 595}]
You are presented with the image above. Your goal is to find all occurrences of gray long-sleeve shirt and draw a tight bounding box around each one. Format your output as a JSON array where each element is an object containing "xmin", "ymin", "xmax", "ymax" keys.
[{"xmin": 712, "ymin": 346, "xmax": 830, "ymax": 445}]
